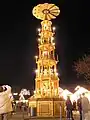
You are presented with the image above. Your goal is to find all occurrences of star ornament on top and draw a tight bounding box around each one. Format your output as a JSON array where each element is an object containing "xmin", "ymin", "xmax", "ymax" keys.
[{"xmin": 32, "ymin": 3, "xmax": 60, "ymax": 20}]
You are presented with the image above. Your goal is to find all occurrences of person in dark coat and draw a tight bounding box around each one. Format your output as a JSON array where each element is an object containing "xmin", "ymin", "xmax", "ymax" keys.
[
  {"xmin": 77, "ymin": 95, "xmax": 82, "ymax": 120},
  {"xmin": 66, "ymin": 96, "xmax": 74, "ymax": 120}
]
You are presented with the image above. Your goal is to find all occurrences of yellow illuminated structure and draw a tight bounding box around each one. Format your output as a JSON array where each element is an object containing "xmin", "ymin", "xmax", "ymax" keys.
[
  {"xmin": 34, "ymin": 3, "xmax": 60, "ymax": 98},
  {"xmin": 29, "ymin": 3, "xmax": 65, "ymax": 117}
]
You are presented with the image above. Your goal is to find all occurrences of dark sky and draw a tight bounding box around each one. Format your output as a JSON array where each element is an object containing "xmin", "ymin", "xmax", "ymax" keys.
[{"xmin": 0, "ymin": 0, "xmax": 90, "ymax": 89}]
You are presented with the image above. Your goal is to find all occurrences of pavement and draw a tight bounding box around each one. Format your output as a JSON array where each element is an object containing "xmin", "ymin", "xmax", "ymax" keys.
[{"xmin": 8, "ymin": 112, "xmax": 80, "ymax": 120}]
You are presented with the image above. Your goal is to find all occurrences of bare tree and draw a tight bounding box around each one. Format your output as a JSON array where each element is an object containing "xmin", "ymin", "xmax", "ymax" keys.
[{"xmin": 74, "ymin": 55, "xmax": 90, "ymax": 83}]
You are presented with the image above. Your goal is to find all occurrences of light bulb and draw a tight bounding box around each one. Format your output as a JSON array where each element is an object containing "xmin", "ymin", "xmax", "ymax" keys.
[
  {"xmin": 51, "ymin": 37, "xmax": 54, "ymax": 41},
  {"xmin": 53, "ymin": 27, "xmax": 56, "ymax": 31},
  {"xmin": 52, "ymin": 43, "xmax": 55, "ymax": 46},
  {"xmin": 34, "ymin": 90, "xmax": 36, "ymax": 94},
  {"xmin": 38, "ymin": 38, "xmax": 40, "ymax": 41},
  {"xmin": 35, "ymin": 56, "xmax": 38, "ymax": 59},
  {"xmin": 35, "ymin": 69, "xmax": 38, "ymax": 73},
  {"xmin": 38, "ymin": 28, "xmax": 41, "ymax": 32},
  {"xmin": 56, "ymin": 73, "xmax": 58, "ymax": 76},
  {"xmin": 54, "ymin": 69, "xmax": 56, "ymax": 72}
]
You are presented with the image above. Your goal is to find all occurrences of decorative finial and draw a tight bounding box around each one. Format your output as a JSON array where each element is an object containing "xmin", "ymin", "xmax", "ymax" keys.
[{"xmin": 32, "ymin": 3, "xmax": 60, "ymax": 20}]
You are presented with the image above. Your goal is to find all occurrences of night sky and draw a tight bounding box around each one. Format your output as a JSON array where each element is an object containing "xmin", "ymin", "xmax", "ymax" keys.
[{"xmin": 0, "ymin": 0, "xmax": 90, "ymax": 89}]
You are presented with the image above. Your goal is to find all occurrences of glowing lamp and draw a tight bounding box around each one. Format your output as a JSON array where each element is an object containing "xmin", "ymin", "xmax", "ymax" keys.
[
  {"xmin": 51, "ymin": 37, "xmax": 54, "ymax": 41},
  {"xmin": 35, "ymin": 56, "xmax": 38, "ymax": 59},
  {"xmin": 56, "ymin": 72, "xmax": 58, "ymax": 76},
  {"xmin": 38, "ymin": 28, "xmax": 41, "ymax": 32},
  {"xmin": 53, "ymin": 27, "xmax": 56, "ymax": 31},
  {"xmin": 52, "ymin": 43, "xmax": 55, "ymax": 46},
  {"xmin": 38, "ymin": 38, "xmax": 40, "ymax": 41},
  {"xmin": 54, "ymin": 68, "xmax": 56, "ymax": 72},
  {"xmin": 13, "ymin": 93, "xmax": 18, "ymax": 95},
  {"xmin": 35, "ymin": 69, "xmax": 38, "ymax": 73},
  {"xmin": 34, "ymin": 90, "xmax": 36, "ymax": 94}
]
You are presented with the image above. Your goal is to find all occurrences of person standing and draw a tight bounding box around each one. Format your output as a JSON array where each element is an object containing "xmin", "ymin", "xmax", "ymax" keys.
[
  {"xmin": 77, "ymin": 95, "xmax": 82, "ymax": 120},
  {"xmin": 82, "ymin": 93, "xmax": 89, "ymax": 120},
  {"xmin": 84, "ymin": 103, "xmax": 90, "ymax": 120},
  {"xmin": 73, "ymin": 100, "xmax": 76, "ymax": 111},
  {"xmin": 66, "ymin": 96, "xmax": 74, "ymax": 120},
  {"xmin": 0, "ymin": 85, "xmax": 13, "ymax": 120}
]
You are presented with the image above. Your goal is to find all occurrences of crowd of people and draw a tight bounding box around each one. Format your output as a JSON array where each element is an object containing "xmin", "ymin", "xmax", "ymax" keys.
[
  {"xmin": 0, "ymin": 85, "xmax": 90, "ymax": 120},
  {"xmin": 66, "ymin": 93, "xmax": 90, "ymax": 120}
]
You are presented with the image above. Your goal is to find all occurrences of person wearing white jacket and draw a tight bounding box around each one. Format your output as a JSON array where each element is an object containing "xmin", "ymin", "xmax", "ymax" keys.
[{"xmin": 0, "ymin": 85, "xmax": 13, "ymax": 120}]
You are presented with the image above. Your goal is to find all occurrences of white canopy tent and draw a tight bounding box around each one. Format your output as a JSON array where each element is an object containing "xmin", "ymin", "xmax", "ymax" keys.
[
  {"xmin": 71, "ymin": 86, "xmax": 89, "ymax": 102},
  {"xmin": 60, "ymin": 89, "xmax": 73, "ymax": 100}
]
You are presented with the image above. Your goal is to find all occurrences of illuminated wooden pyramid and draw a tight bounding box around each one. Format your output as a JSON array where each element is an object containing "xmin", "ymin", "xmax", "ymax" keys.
[
  {"xmin": 29, "ymin": 4, "xmax": 65, "ymax": 117},
  {"xmin": 33, "ymin": 3, "xmax": 60, "ymax": 98}
]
